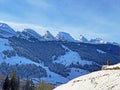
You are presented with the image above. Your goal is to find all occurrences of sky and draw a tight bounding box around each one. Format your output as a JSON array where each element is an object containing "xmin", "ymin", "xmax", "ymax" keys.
[{"xmin": 0, "ymin": 0, "xmax": 120, "ymax": 43}]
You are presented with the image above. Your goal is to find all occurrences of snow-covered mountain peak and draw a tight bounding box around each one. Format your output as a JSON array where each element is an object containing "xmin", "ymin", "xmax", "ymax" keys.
[
  {"xmin": 0, "ymin": 22, "xmax": 16, "ymax": 38},
  {"xmin": 0, "ymin": 23, "xmax": 7, "ymax": 27},
  {"xmin": 23, "ymin": 28, "xmax": 40, "ymax": 35},
  {"xmin": 20, "ymin": 28, "xmax": 44, "ymax": 41},
  {"xmin": 44, "ymin": 30, "xmax": 56, "ymax": 41},
  {"xmin": 90, "ymin": 38, "xmax": 108, "ymax": 44},
  {"xmin": 56, "ymin": 32, "xmax": 75, "ymax": 42},
  {"xmin": 79, "ymin": 35, "xmax": 88, "ymax": 42}
]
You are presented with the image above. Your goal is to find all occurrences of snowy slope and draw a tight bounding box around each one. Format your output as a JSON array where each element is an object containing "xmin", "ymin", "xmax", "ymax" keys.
[
  {"xmin": 40, "ymin": 66, "xmax": 69, "ymax": 86},
  {"xmin": 0, "ymin": 38, "xmax": 37, "ymax": 65},
  {"xmin": 0, "ymin": 55, "xmax": 69, "ymax": 86},
  {"xmin": 44, "ymin": 31, "xmax": 56, "ymax": 41},
  {"xmin": 67, "ymin": 68, "xmax": 89, "ymax": 80},
  {"xmin": 0, "ymin": 23, "xmax": 16, "ymax": 38},
  {"xmin": 54, "ymin": 50, "xmax": 93, "ymax": 66},
  {"xmin": 53, "ymin": 45, "xmax": 93, "ymax": 67},
  {"xmin": 0, "ymin": 38, "xmax": 68, "ymax": 85},
  {"xmin": 0, "ymin": 37, "xmax": 91, "ymax": 86},
  {"xmin": 79, "ymin": 35, "xmax": 88, "ymax": 42},
  {"xmin": 0, "ymin": 38, "xmax": 13, "ymax": 52},
  {"xmin": 21, "ymin": 29, "xmax": 44, "ymax": 41},
  {"xmin": 106, "ymin": 63, "xmax": 120, "ymax": 69},
  {"xmin": 54, "ymin": 70, "xmax": 120, "ymax": 90},
  {"xmin": 90, "ymin": 38, "xmax": 108, "ymax": 44},
  {"xmin": 56, "ymin": 32, "xmax": 75, "ymax": 42},
  {"xmin": 96, "ymin": 49, "xmax": 106, "ymax": 54},
  {"xmin": 102, "ymin": 63, "xmax": 120, "ymax": 70}
]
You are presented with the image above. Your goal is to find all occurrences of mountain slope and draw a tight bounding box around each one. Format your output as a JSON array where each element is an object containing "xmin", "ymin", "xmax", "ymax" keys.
[
  {"xmin": 0, "ymin": 22, "xmax": 120, "ymax": 86},
  {"xmin": 44, "ymin": 31, "xmax": 56, "ymax": 41},
  {"xmin": 56, "ymin": 32, "xmax": 75, "ymax": 42},
  {"xmin": 54, "ymin": 69, "xmax": 120, "ymax": 90},
  {"xmin": 79, "ymin": 35, "xmax": 88, "ymax": 42},
  {"xmin": 18, "ymin": 29, "xmax": 44, "ymax": 41},
  {"xmin": 0, "ymin": 23, "xmax": 16, "ymax": 38},
  {"xmin": 90, "ymin": 38, "xmax": 108, "ymax": 44}
]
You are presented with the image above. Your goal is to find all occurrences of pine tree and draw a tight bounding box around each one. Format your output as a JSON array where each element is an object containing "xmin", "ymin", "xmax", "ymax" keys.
[
  {"xmin": 23, "ymin": 79, "xmax": 34, "ymax": 90},
  {"xmin": 10, "ymin": 71, "xmax": 20, "ymax": 90},
  {"xmin": 107, "ymin": 59, "xmax": 110, "ymax": 66},
  {"xmin": 30, "ymin": 80, "xmax": 34, "ymax": 90},
  {"xmin": 36, "ymin": 80, "xmax": 54, "ymax": 90},
  {"xmin": 3, "ymin": 76, "xmax": 10, "ymax": 90}
]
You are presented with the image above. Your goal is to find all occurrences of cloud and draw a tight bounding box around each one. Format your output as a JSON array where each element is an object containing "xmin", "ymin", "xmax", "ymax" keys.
[
  {"xmin": 26, "ymin": 0, "xmax": 52, "ymax": 10},
  {"xmin": 0, "ymin": 20, "xmax": 47, "ymax": 35}
]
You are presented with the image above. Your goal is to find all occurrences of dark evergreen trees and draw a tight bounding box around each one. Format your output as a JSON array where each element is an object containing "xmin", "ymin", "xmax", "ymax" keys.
[
  {"xmin": 36, "ymin": 80, "xmax": 54, "ymax": 90},
  {"xmin": 10, "ymin": 71, "xmax": 20, "ymax": 90},
  {"xmin": 3, "ymin": 76, "xmax": 10, "ymax": 90},
  {"xmin": 107, "ymin": 60, "xmax": 110, "ymax": 66},
  {"xmin": 22, "ymin": 79, "xmax": 34, "ymax": 90}
]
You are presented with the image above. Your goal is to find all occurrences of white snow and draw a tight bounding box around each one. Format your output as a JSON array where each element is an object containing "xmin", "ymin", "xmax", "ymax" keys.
[
  {"xmin": 0, "ymin": 39, "xmax": 69, "ymax": 86},
  {"xmin": 0, "ymin": 53, "xmax": 69, "ymax": 86},
  {"xmin": 0, "ymin": 55, "xmax": 40, "ymax": 65},
  {"xmin": 90, "ymin": 38, "xmax": 108, "ymax": 44},
  {"xmin": 56, "ymin": 32, "xmax": 75, "ymax": 42},
  {"xmin": 79, "ymin": 35, "xmax": 88, "ymax": 42},
  {"xmin": 41, "ymin": 66, "xmax": 69, "ymax": 86},
  {"xmin": 67, "ymin": 68, "xmax": 89, "ymax": 80},
  {"xmin": 0, "ymin": 38, "xmax": 70, "ymax": 86},
  {"xmin": 61, "ymin": 45, "xmax": 70, "ymax": 51},
  {"xmin": 22, "ymin": 29, "xmax": 45, "ymax": 41},
  {"xmin": 54, "ymin": 69, "xmax": 120, "ymax": 90},
  {"xmin": 0, "ymin": 38, "xmax": 13, "ymax": 52},
  {"xmin": 0, "ymin": 23, "xmax": 16, "ymax": 37},
  {"xmin": 102, "ymin": 63, "xmax": 120, "ymax": 70},
  {"xmin": 54, "ymin": 50, "xmax": 93, "ymax": 66},
  {"xmin": 97, "ymin": 49, "xmax": 106, "ymax": 54},
  {"xmin": 44, "ymin": 31, "xmax": 56, "ymax": 41}
]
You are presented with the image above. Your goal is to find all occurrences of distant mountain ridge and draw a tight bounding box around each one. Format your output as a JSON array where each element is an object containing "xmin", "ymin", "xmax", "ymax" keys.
[
  {"xmin": 0, "ymin": 22, "xmax": 120, "ymax": 86},
  {"xmin": 0, "ymin": 22, "xmax": 118, "ymax": 44},
  {"xmin": 0, "ymin": 23, "xmax": 16, "ymax": 38}
]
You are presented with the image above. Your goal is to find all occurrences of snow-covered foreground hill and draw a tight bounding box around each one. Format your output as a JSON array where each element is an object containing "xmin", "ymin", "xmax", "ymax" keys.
[{"xmin": 54, "ymin": 69, "xmax": 120, "ymax": 90}]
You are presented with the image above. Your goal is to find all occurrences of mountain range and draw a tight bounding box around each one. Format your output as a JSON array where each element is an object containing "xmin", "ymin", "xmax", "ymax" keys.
[{"xmin": 0, "ymin": 22, "xmax": 120, "ymax": 86}]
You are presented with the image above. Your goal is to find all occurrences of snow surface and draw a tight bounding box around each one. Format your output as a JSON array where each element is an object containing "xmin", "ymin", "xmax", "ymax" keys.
[
  {"xmin": 40, "ymin": 66, "xmax": 69, "ymax": 86},
  {"xmin": 0, "ymin": 38, "xmax": 89, "ymax": 86},
  {"xmin": 54, "ymin": 50, "xmax": 93, "ymax": 66},
  {"xmin": 56, "ymin": 32, "xmax": 75, "ymax": 42},
  {"xmin": 0, "ymin": 37, "xmax": 68, "ymax": 85},
  {"xmin": 54, "ymin": 70, "xmax": 120, "ymax": 90},
  {"xmin": 0, "ymin": 38, "xmax": 40, "ymax": 65},
  {"xmin": 0, "ymin": 38, "xmax": 13, "ymax": 52},
  {"xmin": 103, "ymin": 63, "xmax": 120, "ymax": 70},
  {"xmin": 79, "ymin": 35, "xmax": 88, "ymax": 42},
  {"xmin": 97, "ymin": 49, "xmax": 106, "ymax": 54},
  {"xmin": 22, "ymin": 29, "xmax": 45, "ymax": 41},
  {"xmin": 0, "ymin": 54, "xmax": 69, "ymax": 86},
  {"xmin": 0, "ymin": 23, "xmax": 16, "ymax": 37},
  {"xmin": 0, "ymin": 55, "xmax": 41, "ymax": 65},
  {"xmin": 67, "ymin": 68, "xmax": 89, "ymax": 80},
  {"xmin": 90, "ymin": 38, "xmax": 108, "ymax": 44},
  {"xmin": 44, "ymin": 31, "xmax": 56, "ymax": 41}
]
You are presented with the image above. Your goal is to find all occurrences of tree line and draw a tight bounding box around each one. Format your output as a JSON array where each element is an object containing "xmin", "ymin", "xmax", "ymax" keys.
[{"xmin": 2, "ymin": 71, "xmax": 54, "ymax": 90}]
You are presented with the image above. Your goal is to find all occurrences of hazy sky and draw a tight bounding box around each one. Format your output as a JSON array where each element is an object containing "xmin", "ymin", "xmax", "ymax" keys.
[{"xmin": 0, "ymin": 0, "xmax": 120, "ymax": 43}]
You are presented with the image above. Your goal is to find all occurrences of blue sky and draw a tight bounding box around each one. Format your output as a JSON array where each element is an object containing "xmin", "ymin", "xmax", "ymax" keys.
[{"xmin": 0, "ymin": 0, "xmax": 120, "ymax": 43}]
